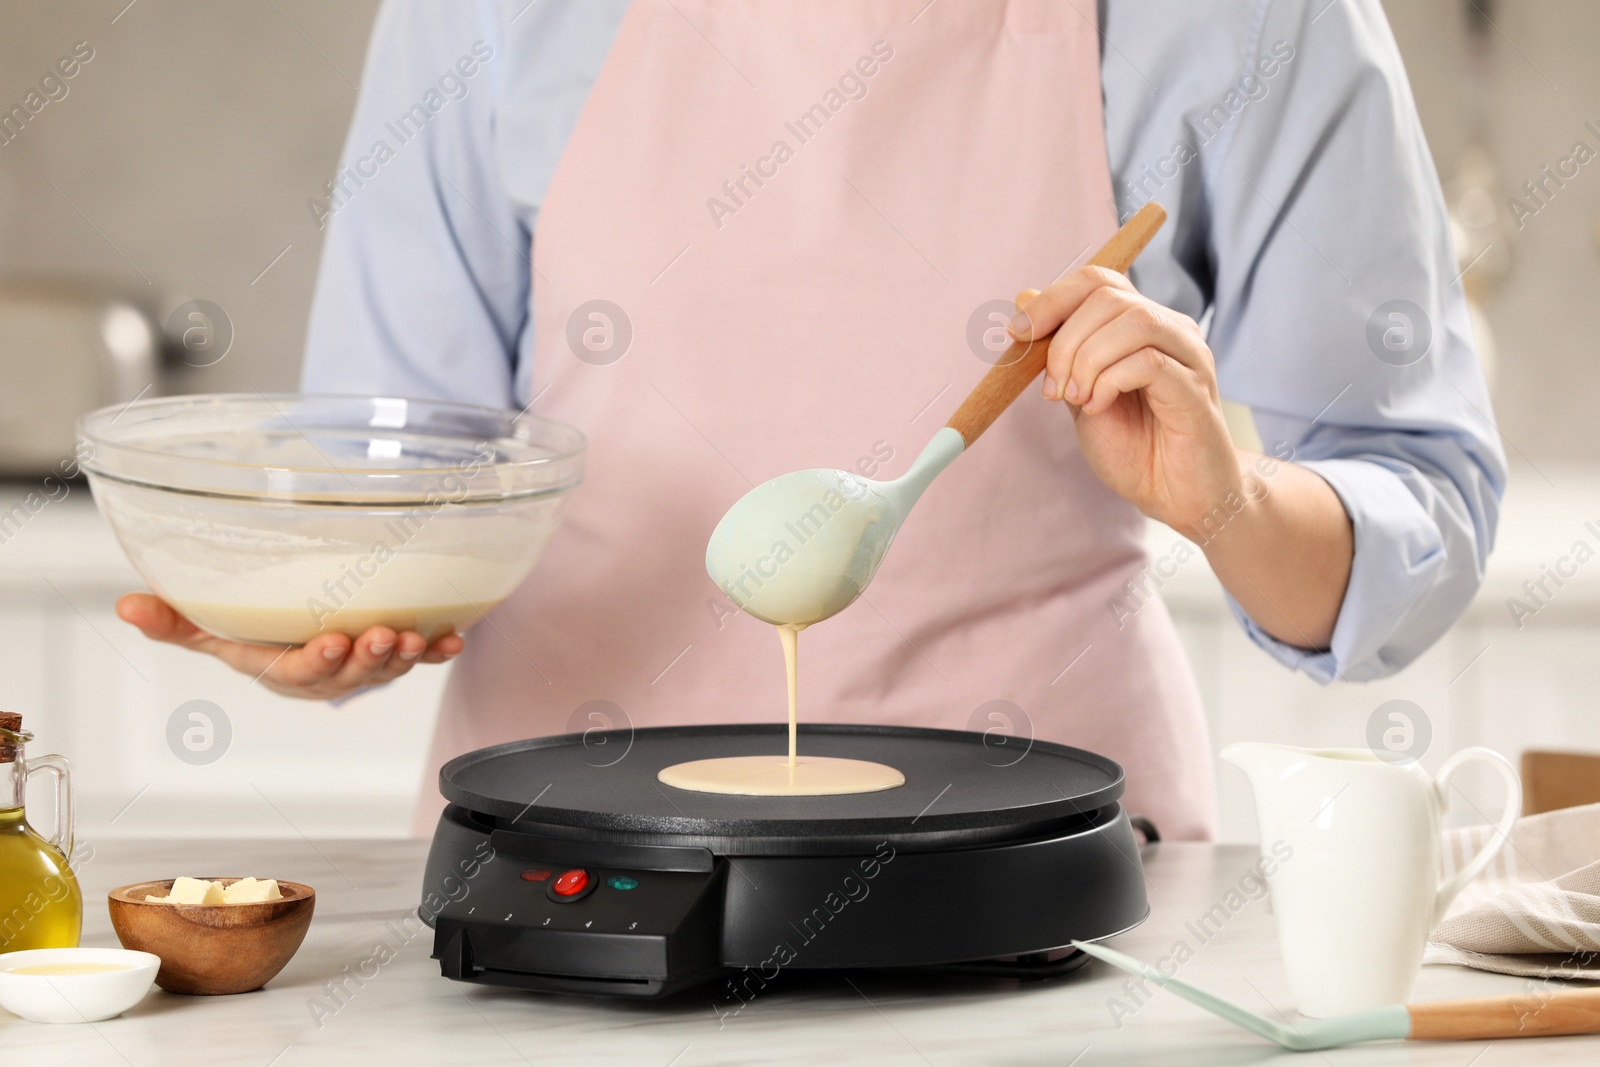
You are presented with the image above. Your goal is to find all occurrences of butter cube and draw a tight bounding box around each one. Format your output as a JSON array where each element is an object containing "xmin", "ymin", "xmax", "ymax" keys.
[
  {"xmin": 164, "ymin": 877, "xmax": 226, "ymax": 905},
  {"xmin": 222, "ymin": 877, "xmax": 282, "ymax": 903}
]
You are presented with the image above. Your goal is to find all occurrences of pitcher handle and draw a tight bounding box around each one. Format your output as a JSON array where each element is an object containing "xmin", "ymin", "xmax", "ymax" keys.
[
  {"xmin": 1432, "ymin": 746, "xmax": 1521, "ymax": 927},
  {"xmin": 24, "ymin": 753, "xmax": 74, "ymax": 863}
]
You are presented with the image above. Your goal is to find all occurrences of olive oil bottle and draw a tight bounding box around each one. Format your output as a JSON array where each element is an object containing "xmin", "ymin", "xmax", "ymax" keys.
[{"xmin": 0, "ymin": 712, "xmax": 82, "ymax": 952}]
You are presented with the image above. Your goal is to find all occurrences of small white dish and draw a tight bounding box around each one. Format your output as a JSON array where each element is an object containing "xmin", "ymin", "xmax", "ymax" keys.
[{"xmin": 0, "ymin": 947, "xmax": 160, "ymax": 1023}]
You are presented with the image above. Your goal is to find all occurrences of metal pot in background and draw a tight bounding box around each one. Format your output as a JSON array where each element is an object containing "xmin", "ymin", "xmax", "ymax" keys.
[{"xmin": 0, "ymin": 282, "xmax": 159, "ymax": 478}]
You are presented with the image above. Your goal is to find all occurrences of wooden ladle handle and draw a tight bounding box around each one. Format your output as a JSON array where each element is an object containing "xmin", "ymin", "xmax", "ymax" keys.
[
  {"xmin": 1407, "ymin": 988, "xmax": 1600, "ymax": 1040},
  {"xmin": 944, "ymin": 202, "xmax": 1167, "ymax": 446}
]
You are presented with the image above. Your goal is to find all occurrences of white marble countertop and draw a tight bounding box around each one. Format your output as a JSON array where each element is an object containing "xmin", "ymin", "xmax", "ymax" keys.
[{"xmin": 7, "ymin": 839, "xmax": 1598, "ymax": 1066}]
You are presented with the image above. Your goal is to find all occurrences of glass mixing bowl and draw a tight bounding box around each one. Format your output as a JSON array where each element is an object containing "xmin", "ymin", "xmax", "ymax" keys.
[{"xmin": 77, "ymin": 393, "xmax": 584, "ymax": 646}]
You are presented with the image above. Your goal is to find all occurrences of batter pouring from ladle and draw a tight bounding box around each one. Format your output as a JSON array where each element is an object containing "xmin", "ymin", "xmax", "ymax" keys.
[
  {"xmin": 669, "ymin": 210, "xmax": 1168, "ymax": 796},
  {"xmin": 658, "ymin": 622, "xmax": 905, "ymax": 796}
]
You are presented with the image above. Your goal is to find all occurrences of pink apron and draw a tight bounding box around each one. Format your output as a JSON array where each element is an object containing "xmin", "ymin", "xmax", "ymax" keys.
[{"xmin": 421, "ymin": 0, "xmax": 1218, "ymax": 840}]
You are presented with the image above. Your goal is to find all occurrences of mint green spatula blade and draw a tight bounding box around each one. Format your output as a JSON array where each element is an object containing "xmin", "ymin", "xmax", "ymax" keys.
[{"xmin": 1070, "ymin": 941, "xmax": 1411, "ymax": 1052}]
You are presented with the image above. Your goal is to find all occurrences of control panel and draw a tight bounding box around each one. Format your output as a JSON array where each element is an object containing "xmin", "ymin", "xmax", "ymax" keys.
[
  {"xmin": 437, "ymin": 861, "xmax": 711, "ymax": 936},
  {"xmin": 422, "ymin": 805, "xmax": 725, "ymax": 997}
]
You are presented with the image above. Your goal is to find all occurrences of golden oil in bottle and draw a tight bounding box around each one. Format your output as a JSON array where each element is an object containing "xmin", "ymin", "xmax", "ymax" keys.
[{"xmin": 0, "ymin": 713, "xmax": 82, "ymax": 952}]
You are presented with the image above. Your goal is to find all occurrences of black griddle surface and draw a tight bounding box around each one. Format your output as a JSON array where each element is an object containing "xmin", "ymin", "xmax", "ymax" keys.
[{"xmin": 440, "ymin": 724, "xmax": 1122, "ymax": 840}]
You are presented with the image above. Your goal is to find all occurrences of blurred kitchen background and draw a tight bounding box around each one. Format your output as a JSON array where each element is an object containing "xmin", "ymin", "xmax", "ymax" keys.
[{"xmin": 1, "ymin": 0, "xmax": 1597, "ymax": 842}]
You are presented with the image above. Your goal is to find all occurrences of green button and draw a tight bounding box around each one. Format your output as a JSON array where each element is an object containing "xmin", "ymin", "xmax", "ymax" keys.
[{"xmin": 606, "ymin": 876, "xmax": 639, "ymax": 891}]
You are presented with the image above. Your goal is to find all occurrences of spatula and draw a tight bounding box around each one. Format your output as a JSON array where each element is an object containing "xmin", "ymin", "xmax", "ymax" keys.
[
  {"xmin": 1072, "ymin": 939, "xmax": 1600, "ymax": 1051},
  {"xmin": 704, "ymin": 202, "xmax": 1168, "ymax": 626}
]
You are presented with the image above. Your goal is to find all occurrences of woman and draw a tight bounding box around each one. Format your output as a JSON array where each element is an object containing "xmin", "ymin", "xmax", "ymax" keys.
[{"xmin": 117, "ymin": 0, "xmax": 1503, "ymax": 841}]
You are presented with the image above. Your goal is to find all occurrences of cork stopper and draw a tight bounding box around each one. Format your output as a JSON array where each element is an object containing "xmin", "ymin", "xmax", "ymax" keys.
[{"xmin": 0, "ymin": 713, "xmax": 20, "ymax": 763}]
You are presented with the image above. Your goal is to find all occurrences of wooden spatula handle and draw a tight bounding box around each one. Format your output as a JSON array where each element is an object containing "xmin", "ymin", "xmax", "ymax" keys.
[
  {"xmin": 1408, "ymin": 988, "xmax": 1600, "ymax": 1040},
  {"xmin": 944, "ymin": 201, "xmax": 1167, "ymax": 447}
]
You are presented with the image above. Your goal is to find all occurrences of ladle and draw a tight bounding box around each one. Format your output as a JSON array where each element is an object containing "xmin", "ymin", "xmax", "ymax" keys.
[
  {"xmin": 1072, "ymin": 939, "xmax": 1600, "ymax": 1051},
  {"xmin": 705, "ymin": 202, "xmax": 1167, "ymax": 625}
]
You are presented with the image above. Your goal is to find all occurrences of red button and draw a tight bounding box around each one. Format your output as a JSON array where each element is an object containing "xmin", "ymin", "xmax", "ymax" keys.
[
  {"xmin": 519, "ymin": 869, "xmax": 552, "ymax": 883},
  {"xmin": 552, "ymin": 869, "xmax": 589, "ymax": 896}
]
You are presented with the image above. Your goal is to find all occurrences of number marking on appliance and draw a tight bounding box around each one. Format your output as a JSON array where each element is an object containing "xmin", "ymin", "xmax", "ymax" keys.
[
  {"xmin": 629, "ymin": 921, "xmax": 638, "ymax": 930},
  {"xmin": 585, "ymin": 920, "xmax": 593, "ymax": 929},
  {"xmin": 504, "ymin": 913, "xmax": 513, "ymax": 921},
  {"xmin": 542, "ymin": 918, "xmax": 551, "ymax": 926}
]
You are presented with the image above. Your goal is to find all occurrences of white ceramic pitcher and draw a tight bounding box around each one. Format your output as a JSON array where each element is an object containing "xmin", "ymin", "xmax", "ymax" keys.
[{"xmin": 1222, "ymin": 743, "xmax": 1521, "ymax": 1018}]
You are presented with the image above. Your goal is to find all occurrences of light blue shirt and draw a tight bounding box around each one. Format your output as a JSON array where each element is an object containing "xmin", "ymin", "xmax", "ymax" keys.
[{"xmin": 302, "ymin": 0, "xmax": 1507, "ymax": 685}]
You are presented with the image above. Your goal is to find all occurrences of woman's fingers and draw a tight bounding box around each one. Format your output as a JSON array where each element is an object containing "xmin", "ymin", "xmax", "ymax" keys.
[
  {"xmin": 325, "ymin": 626, "xmax": 397, "ymax": 686},
  {"xmin": 264, "ymin": 634, "xmax": 358, "ymax": 688},
  {"xmin": 1042, "ymin": 286, "xmax": 1139, "ymax": 399},
  {"xmin": 1011, "ymin": 268, "xmax": 1211, "ymax": 406},
  {"xmin": 116, "ymin": 593, "xmax": 205, "ymax": 646},
  {"xmin": 116, "ymin": 592, "xmax": 336, "ymax": 678},
  {"xmin": 1080, "ymin": 347, "xmax": 1181, "ymax": 415},
  {"xmin": 1065, "ymin": 305, "xmax": 1215, "ymax": 407},
  {"xmin": 117, "ymin": 592, "xmax": 460, "ymax": 694},
  {"xmin": 1009, "ymin": 266, "xmax": 1135, "ymax": 342},
  {"xmin": 393, "ymin": 630, "xmax": 428, "ymax": 664},
  {"xmin": 368, "ymin": 634, "xmax": 429, "ymax": 684},
  {"xmin": 420, "ymin": 632, "xmax": 465, "ymax": 664},
  {"xmin": 289, "ymin": 627, "xmax": 457, "ymax": 687}
]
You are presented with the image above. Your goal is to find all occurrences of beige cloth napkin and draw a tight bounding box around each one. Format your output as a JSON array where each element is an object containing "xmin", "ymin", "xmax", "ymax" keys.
[{"xmin": 1424, "ymin": 801, "xmax": 1600, "ymax": 979}]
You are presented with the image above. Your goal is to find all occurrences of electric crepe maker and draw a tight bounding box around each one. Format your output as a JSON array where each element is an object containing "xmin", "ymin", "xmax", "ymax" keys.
[{"xmin": 420, "ymin": 724, "xmax": 1152, "ymax": 998}]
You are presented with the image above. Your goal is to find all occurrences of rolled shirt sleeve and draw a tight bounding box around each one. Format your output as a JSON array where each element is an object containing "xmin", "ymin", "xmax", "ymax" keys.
[{"xmin": 1104, "ymin": 0, "xmax": 1507, "ymax": 682}]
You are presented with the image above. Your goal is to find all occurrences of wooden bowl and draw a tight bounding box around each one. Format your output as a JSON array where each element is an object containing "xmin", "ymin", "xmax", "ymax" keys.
[{"xmin": 107, "ymin": 878, "xmax": 315, "ymax": 995}]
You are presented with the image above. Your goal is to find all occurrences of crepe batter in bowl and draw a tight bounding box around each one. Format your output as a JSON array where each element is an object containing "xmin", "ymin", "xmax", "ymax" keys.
[{"xmin": 77, "ymin": 394, "xmax": 585, "ymax": 646}]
